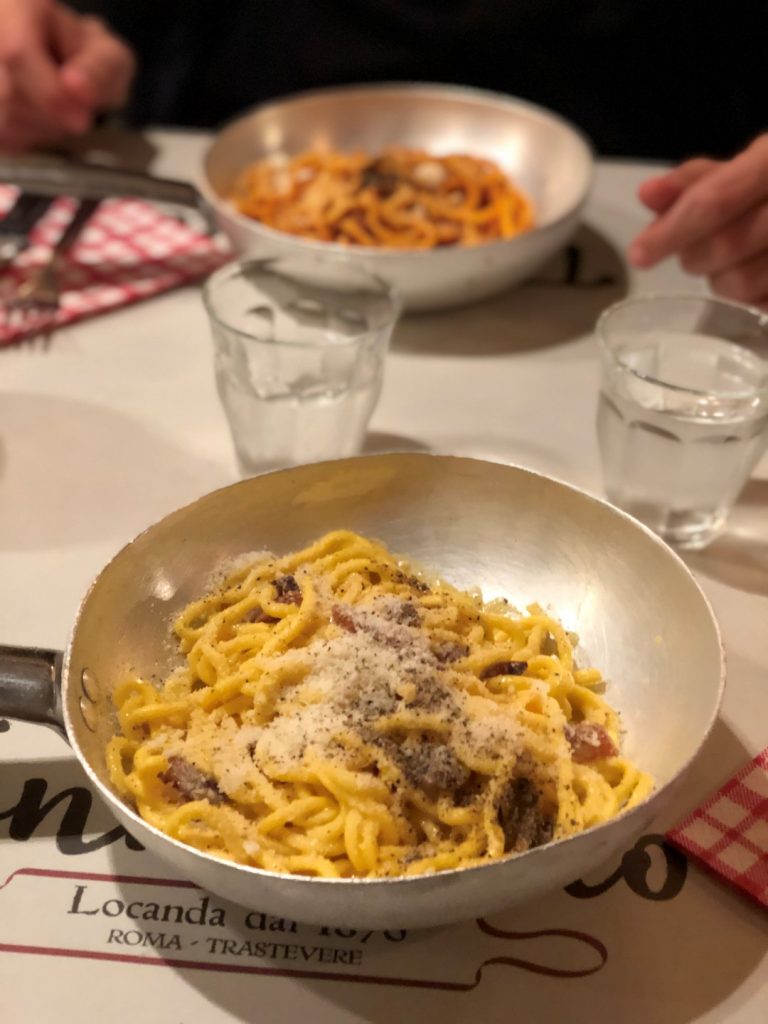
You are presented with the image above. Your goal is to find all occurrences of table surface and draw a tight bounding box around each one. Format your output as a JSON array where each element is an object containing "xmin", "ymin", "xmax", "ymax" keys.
[{"xmin": 0, "ymin": 131, "xmax": 766, "ymax": 1024}]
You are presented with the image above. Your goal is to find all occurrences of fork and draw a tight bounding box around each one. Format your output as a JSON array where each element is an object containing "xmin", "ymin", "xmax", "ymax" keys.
[
  {"xmin": 3, "ymin": 197, "xmax": 99, "ymax": 321},
  {"xmin": 0, "ymin": 192, "xmax": 54, "ymax": 269}
]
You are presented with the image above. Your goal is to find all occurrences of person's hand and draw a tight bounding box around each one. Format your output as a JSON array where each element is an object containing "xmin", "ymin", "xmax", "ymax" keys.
[
  {"xmin": 0, "ymin": 0, "xmax": 135, "ymax": 152},
  {"xmin": 628, "ymin": 134, "xmax": 768, "ymax": 310}
]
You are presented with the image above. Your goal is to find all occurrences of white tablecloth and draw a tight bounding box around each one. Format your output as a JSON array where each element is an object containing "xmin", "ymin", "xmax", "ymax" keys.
[{"xmin": 1, "ymin": 132, "xmax": 766, "ymax": 1023}]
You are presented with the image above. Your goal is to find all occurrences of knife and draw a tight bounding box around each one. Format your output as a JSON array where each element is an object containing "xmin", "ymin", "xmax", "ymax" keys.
[
  {"xmin": 0, "ymin": 156, "xmax": 215, "ymax": 234},
  {"xmin": 0, "ymin": 156, "xmax": 202, "ymax": 210}
]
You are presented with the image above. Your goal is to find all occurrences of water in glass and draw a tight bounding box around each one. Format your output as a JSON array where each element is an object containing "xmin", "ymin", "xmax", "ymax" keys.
[
  {"xmin": 205, "ymin": 259, "xmax": 399, "ymax": 475},
  {"xmin": 597, "ymin": 330, "xmax": 768, "ymax": 548}
]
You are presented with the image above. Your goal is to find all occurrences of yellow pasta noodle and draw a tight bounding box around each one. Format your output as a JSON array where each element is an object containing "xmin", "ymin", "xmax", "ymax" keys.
[{"xmin": 107, "ymin": 530, "xmax": 653, "ymax": 878}]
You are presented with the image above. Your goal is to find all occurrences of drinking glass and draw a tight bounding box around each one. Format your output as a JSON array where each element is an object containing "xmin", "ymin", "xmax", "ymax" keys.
[
  {"xmin": 203, "ymin": 258, "xmax": 401, "ymax": 475},
  {"xmin": 596, "ymin": 294, "xmax": 768, "ymax": 549}
]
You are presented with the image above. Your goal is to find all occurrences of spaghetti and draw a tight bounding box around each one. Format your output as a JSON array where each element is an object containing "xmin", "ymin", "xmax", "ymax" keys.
[
  {"xmin": 229, "ymin": 147, "xmax": 534, "ymax": 249},
  {"xmin": 106, "ymin": 530, "xmax": 652, "ymax": 879}
]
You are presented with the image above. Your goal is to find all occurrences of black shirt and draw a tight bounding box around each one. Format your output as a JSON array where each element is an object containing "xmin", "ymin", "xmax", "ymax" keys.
[{"xmin": 72, "ymin": 0, "xmax": 765, "ymax": 159}]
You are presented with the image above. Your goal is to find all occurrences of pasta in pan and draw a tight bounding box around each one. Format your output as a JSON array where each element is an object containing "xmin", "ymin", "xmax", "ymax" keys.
[
  {"xmin": 230, "ymin": 147, "xmax": 534, "ymax": 249},
  {"xmin": 106, "ymin": 530, "xmax": 652, "ymax": 879}
]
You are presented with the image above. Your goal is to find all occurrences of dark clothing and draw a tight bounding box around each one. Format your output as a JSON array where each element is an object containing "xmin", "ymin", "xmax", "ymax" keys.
[{"xmin": 72, "ymin": 0, "xmax": 765, "ymax": 159}]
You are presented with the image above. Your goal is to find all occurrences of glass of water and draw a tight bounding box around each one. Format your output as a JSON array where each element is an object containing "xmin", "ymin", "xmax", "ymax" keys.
[
  {"xmin": 203, "ymin": 257, "xmax": 401, "ymax": 475},
  {"xmin": 596, "ymin": 294, "xmax": 768, "ymax": 549}
]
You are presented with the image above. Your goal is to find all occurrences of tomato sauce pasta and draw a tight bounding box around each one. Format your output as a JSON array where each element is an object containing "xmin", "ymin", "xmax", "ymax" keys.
[{"xmin": 229, "ymin": 148, "xmax": 534, "ymax": 249}]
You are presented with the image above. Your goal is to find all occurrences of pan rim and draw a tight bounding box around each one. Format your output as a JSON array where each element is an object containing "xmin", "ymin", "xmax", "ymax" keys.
[
  {"xmin": 62, "ymin": 453, "xmax": 726, "ymax": 890},
  {"xmin": 199, "ymin": 80, "xmax": 595, "ymax": 259}
]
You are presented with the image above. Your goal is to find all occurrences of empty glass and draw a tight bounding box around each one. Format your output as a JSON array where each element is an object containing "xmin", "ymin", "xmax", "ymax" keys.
[
  {"xmin": 596, "ymin": 294, "xmax": 768, "ymax": 549},
  {"xmin": 203, "ymin": 258, "xmax": 401, "ymax": 475}
]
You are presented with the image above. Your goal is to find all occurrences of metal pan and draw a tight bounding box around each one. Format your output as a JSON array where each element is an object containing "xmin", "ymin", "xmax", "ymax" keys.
[
  {"xmin": 0, "ymin": 83, "xmax": 594, "ymax": 311},
  {"xmin": 0, "ymin": 454, "xmax": 724, "ymax": 929}
]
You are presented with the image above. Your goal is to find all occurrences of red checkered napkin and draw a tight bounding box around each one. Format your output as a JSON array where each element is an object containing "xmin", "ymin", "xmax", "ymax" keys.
[
  {"xmin": 667, "ymin": 747, "xmax": 768, "ymax": 909},
  {"xmin": 0, "ymin": 186, "xmax": 231, "ymax": 346}
]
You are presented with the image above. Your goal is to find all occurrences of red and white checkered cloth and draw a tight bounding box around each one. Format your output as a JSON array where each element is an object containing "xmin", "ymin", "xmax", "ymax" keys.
[
  {"xmin": 667, "ymin": 747, "xmax": 768, "ymax": 909},
  {"xmin": 0, "ymin": 186, "xmax": 231, "ymax": 346}
]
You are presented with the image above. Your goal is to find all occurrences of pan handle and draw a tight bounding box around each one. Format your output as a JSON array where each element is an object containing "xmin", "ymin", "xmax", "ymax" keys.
[
  {"xmin": 0, "ymin": 156, "xmax": 204, "ymax": 212},
  {"xmin": 0, "ymin": 646, "xmax": 66, "ymax": 739}
]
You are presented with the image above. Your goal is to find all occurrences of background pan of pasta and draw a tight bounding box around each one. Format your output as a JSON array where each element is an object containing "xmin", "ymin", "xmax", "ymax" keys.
[{"xmin": 201, "ymin": 83, "xmax": 594, "ymax": 311}]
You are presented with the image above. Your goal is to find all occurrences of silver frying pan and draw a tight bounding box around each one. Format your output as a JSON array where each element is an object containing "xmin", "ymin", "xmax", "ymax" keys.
[{"xmin": 0, "ymin": 455, "xmax": 724, "ymax": 929}]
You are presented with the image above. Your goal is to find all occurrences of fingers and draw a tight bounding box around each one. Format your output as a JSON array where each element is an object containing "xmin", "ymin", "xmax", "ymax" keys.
[
  {"xmin": 0, "ymin": 0, "xmax": 90, "ymax": 149},
  {"xmin": 710, "ymin": 250, "xmax": 768, "ymax": 307},
  {"xmin": 629, "ymin": 136, "xmax": 768, "ymax": 267},
  {"xmin": 0, "ymin": 65, "xmax": 31, "ymax": 152},
  {"xmin": 0, "ymin": 62, "xmax": 10, "ymax": 115},
  {"xmin": 55, "ymin": 11, "xmax": 135, "ymax": 110},
  {"xmin": 636, "ymin": 158, "xmax": 718, "ymax": 215},
  {"xmin": 679, "ymin": 203, "xmax": 768, "ymax": 277},
  {"xmin": 0, "ymin": 0, "xmax": 134, "ymax": 152},
  {"xmin": 628, "ymin": 135, "xmax": 768, "ymax": 310},
  {"xmin": 0, "ymin": 7, "xmax": 85, "ymax": 130}
]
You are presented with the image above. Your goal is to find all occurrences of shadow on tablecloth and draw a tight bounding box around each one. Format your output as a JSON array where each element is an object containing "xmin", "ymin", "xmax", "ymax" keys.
[
  {"xmin": 682, "ymin": 478, "xmax": 768, "ymax": 598},
  {"xmin": 362, "ymin": 432, "xmax": 431, "ymax": 456},
  {"xmin": 0, "ymin": 392, "xmax": 233, "ymax": 551},
  {"xmin": 391, "ymin": 223, "xmax": 628, "ymax": 358}
]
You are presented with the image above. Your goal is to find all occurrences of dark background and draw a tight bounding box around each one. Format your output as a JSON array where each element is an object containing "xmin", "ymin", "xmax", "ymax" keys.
[{"xmin": 71, "ymin": 0, "xmax": 765, "ymax": 160}]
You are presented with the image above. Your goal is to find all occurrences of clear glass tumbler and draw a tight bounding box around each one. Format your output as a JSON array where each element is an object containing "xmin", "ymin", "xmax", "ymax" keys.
[
  {"xmin": 203, "ymin": 258, "xmax": 401, "ymax": 475},
  {"xmin": 596, "ymin": 294, "xmax": 768, "ymax": 549}
]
